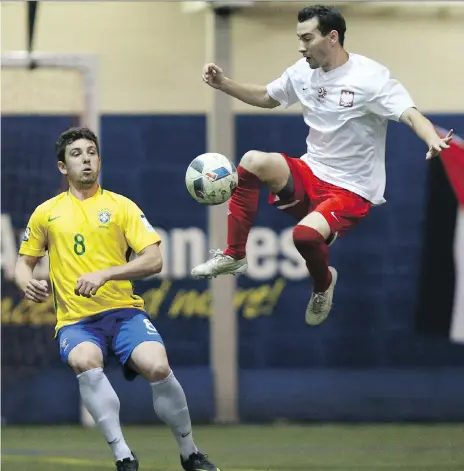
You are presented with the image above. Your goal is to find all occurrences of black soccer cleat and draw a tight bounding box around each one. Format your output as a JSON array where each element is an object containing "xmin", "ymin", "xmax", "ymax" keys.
[
  {"xmin": 116, "ymin": 452, "xmax": 139, "ymax": 471},
  {"xmin": 181, "ymin": 451, "xmax": 220, "ymax": 471}
]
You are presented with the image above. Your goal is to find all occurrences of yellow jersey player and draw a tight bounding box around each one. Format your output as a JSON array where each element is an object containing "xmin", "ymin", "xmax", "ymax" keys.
[{"xmin": 14, "ymin": 127, "xmax": 220, "ymax": 471}]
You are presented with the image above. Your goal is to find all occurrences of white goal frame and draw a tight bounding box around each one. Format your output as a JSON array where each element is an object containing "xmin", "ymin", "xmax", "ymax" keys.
[
  {"xmin": 1, "ymin": 51, "xmax": 100, "ymax": 139},
  {"xmin": 1, "ymin": 51, "xmax": 100, "ymax": 427}
]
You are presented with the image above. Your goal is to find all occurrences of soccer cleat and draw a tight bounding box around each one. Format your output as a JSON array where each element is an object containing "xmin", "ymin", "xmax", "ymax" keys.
[
  {"xmin": 191, "ymin": 249, "xmax": 247, "ymax": 279},
  {"xmin": 306, "ymin": 267, "xmax": 338, "ymax": 326},
  {"xmin": 181, "ymin": 451, "xmax": 220, "ymax": 471},
  {"xmin": 116, "ymin": 452, "xmax": 139, "ymax": 471}
]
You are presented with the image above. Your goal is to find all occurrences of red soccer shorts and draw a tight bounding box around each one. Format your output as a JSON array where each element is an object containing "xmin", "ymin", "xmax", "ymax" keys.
[{"xmin": 268, "ymin": 153, "xmax": 372, "ymax": 237}]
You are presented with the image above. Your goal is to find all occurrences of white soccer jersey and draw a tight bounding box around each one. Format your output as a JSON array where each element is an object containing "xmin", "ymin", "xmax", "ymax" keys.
[{"xmin": 267, "ymin": 53, "xmax": 416, "ymax": 205}]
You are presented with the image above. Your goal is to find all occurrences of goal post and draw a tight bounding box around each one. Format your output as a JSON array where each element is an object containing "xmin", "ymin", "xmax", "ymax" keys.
[
  {"xmin": 1, "ymin": 51, "xmax": 100, "ymax": 427},
  {"xmin": 1, "ymin": 51, "xmax": 100, "ymax": 140}
]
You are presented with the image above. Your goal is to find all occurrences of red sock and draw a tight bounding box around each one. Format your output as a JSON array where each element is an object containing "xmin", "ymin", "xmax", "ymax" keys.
[
  {"xmin": 223, "ymin": 166, "xmax": 261, "ymax": 260},
  {"xmin": 293, "ymin": 225, "xmax": 332, "ymax": 292}
]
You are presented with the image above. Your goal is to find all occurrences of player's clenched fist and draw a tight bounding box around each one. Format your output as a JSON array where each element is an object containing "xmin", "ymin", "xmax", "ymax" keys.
[
  {"xmin": 75, "ymin": 271, "xmax": 108, "ymax": 298},
  {"xmin": 24, "ymin": 279, "xmax": 49, "ymax": 303},
  {"xmin": 202, "ymin": 63, "xmax": 224, "ymax": 89}
]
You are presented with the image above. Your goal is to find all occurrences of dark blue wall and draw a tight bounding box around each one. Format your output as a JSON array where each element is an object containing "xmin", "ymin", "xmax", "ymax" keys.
[{"xmin": 2, "ymin": 114, "xmax": 464, "ymax": 423}]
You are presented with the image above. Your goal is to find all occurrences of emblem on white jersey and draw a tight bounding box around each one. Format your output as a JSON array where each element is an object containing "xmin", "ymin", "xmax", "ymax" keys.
[
  {"xmin": 339, "ymin": 89, "xmax": 355, "ymax": 108},
  {"xmin": 140, "ymin": 214, "xmax": 155, "ymax": 232},
  {"xmin": 98, "ymin": 209, "xmax": 111, "ymax": 224},
  {"xmin": 318, "ymin": 87, "xmax": 327, "ymax": 101},
  {"xmin": 22, "ymin": 227, "xmax": 31, "ymax": 242}
]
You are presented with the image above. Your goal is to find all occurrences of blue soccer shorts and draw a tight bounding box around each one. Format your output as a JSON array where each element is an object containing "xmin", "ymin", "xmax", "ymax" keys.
[{"xmin": 57, "ymin": 308, "xmax": 164, "ymax": 380}]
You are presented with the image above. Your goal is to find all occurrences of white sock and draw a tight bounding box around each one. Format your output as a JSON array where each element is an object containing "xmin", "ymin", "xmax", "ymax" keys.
[
  {"xmin": 151, "ymin": 371, "xmax": 198, "ymax": 459},
  {"xmin": 77, "ymin": 367, "xmax": 132, "ymax": 461}
]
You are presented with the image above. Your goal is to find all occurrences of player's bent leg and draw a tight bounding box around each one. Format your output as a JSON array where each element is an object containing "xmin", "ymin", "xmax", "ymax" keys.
[
  {"xmin": 65, "ymin": 341, "xmax": 136, "ymax": 468},
  {"xmin": 240, "ymin": 150, "xmax": 290, "ymax": 193},
  {"xmin": 191, "ymin": 150, "xmax": 291, "ymax": 280},
  {"xmin": 293, "ymin": 211, "xmax": 338, "ymax": 326},
  {"xmin": 128, "ymin": 340, "xmax": 220, "ymax": 471}
]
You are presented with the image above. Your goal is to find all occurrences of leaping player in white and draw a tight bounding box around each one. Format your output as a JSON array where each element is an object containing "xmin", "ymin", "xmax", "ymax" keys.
[{"xmin": 192, "ymin": 4, "xmax": 453, "ymax": 325}]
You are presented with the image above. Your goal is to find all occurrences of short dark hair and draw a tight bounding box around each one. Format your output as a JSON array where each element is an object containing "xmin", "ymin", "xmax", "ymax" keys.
[
  {"xmin": 55, "ymin": 127, "xmax": 100, "ymax": 163},
  {"xmin": 298, "ymin": 5, "xmax": 346, "ymax": 46}
]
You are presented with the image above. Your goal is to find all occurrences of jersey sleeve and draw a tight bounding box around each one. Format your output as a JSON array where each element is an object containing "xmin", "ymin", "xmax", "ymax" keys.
[
  {"xmin": 123, "ymin": 199, "xmax": 161, "ymax": 254},
  {"xmin": 266, "ymin": 68, "xmax": 299, "ymax": 109},
  {"xmin": 366, "ymin": 68, "xmax": 416, "ymax": 121},
  {"xmin": 19, "ymin": 207, "xmax": 47, "ymax": 257}
]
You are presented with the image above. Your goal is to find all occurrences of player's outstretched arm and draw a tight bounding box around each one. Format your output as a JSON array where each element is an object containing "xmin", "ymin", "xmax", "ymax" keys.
[
  {"xmin": 75, "ymin": 243, "xmax": 162, "ymax": 298},
  {"xmin": 14, "ymin": 255, "xmax": 49, "ymax": 303},
  {"xmin": 400, "ymin": 108, "xmax": 453, "ymax": 160},
  {"xmin": 202, "ymin": 63, "xmax": 279, "ymax": 109}
]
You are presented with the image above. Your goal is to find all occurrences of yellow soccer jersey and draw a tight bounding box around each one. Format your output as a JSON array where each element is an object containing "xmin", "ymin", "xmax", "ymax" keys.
[{"xmin": 19, "ymin": 187, "xmax": 161, "ymax": 334}]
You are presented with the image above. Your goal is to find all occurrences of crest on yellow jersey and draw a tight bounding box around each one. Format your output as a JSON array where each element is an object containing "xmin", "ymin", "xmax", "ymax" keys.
[
  {"xmin": 23, "ymin": 227, "xmax": 31, "ymax": 242},
  {"xmin": 98, "ymin": 209, "xmax": 111, "ymax": 224}
]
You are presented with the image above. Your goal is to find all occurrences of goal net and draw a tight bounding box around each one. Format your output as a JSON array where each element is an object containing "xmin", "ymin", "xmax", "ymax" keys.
[{"xmin": 1, "ymin": 52, "xmax": 99, "ymax": 425}]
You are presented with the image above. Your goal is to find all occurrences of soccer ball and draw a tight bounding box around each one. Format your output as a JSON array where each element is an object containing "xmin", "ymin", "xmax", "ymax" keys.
[{"xmin": 185, "ymin": 153, "xmax": 238, "ymax": 205}]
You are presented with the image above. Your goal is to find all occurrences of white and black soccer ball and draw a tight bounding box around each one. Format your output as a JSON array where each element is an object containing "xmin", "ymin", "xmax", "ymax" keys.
[{"xmin": 185, "ymin": 153, "xmax": 238, "ymax": 205}]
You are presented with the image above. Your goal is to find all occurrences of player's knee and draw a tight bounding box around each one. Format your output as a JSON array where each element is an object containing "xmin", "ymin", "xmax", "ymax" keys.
[
  {"xmin": 240, "ymin": 150, "xmax": 269, "ymax": 178},
  {"xmin": 68, "ymin": 344, "xmax": 104, "ymax": 374},
  {"xmin": 296, "ymin": 212, "xmax": 332, "ymax": 242},
  {"xmin": 292, "ymin": 224, "xmax": 324, "ymax": 250},
  {"xmin": 240, "ymin": 151, "xmax": 289, "ymax": 192},
  {"xmin": 144, "ymin": 361, "xmax": 171, "ymax": 383},
  {"xmin": 70, "ymin": 356, "xmax": 103, "ymax": 374}
]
